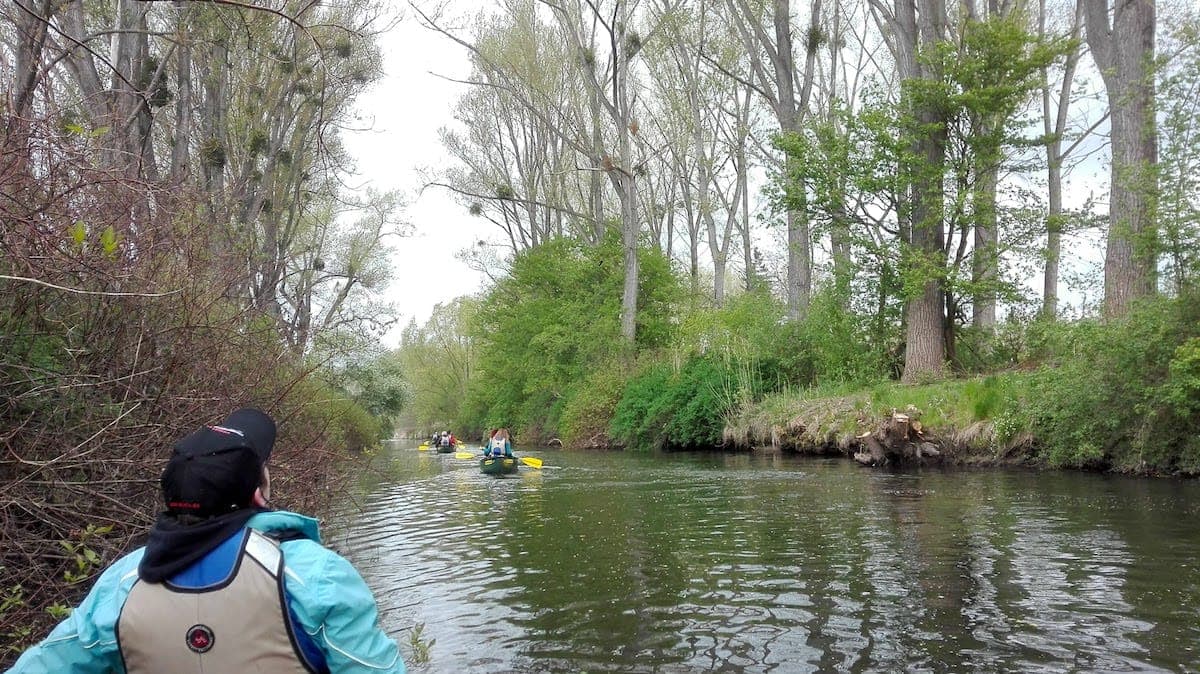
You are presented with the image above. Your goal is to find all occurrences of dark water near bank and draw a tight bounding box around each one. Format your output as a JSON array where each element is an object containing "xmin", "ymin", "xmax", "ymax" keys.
[{"xmin": 326, "ymin": 444, "xmax": 1200, "ymax": 673}]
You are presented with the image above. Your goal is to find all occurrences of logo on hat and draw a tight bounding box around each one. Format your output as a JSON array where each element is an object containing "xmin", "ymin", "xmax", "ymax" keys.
[
  {"xmin": 185, "ymin": 624, "xmax": 215, "ymax": 653},
  {"xmin": 208, "ymin": 425, "xmax": 245, "ymax": 437}
]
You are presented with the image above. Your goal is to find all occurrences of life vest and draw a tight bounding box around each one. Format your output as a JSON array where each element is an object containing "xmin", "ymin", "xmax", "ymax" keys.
[
  {"xmin": 117, "ymin": 529, "xmax": 323, "ymax": 673},
  {"xmin": 489, "ymin": 436, "xmax": 507, "ymax": 455}
]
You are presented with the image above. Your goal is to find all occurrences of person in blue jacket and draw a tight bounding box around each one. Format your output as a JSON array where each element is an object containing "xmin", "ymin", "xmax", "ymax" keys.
[
  {"xmin": 6, "ymin": 408, "xmax": 406, "ymax": 674},
  {"xmin": 484, "ymin": 428, "xmax": 514, "ymax": 458}
]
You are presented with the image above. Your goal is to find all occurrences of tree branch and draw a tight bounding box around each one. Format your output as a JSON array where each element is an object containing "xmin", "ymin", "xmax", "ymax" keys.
[{"xmin": 0, "ymin": 275, "xmax": 182, "ymax": 298}]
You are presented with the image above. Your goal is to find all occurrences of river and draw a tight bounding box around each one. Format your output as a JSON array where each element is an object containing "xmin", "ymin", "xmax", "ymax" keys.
[{"xmin": 326, "ymin": 443, "xmax": 1200, "ymax": 673}]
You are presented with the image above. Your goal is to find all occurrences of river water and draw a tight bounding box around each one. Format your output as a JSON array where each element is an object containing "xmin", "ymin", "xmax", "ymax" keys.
[{"xmin": 326, "ymin": 443, "xmax": 1200, "ymax": 673}]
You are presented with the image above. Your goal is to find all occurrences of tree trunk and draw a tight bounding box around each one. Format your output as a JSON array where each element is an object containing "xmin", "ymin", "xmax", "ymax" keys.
[
  {"xmin": 1038, "ymin": 0, "xmax": 1082, "ymax": 321},
  {"xmin": 615, "ymin": 0, "xmax": 639, "ymax": 343},
  {"xmin": 9, "ymin": 0, "xmax": 53, "ymax": 130},
  {"xmin": 898, "ymin": 0, "xmax": 949, "ymax": 383},
  {"xmin": 1084, "ymin": 0, "xmax": 1158, "ymax": 319},
  {"xmin": 971, "ymin": 152, "xmax": 998, "ymax": 330},
  {"xmin": 729, "ymin": 0, "xmax": 817, "ymax": 316},
  {"xmin": 740, "ymin": 141, "xmax": 753, "ymax": 293},
  {"xmin": 1043, "ymin": 152, "xmax": 1063, "ymax": 318},
  {"xmin": 777, "ymin": 0, "xmax": 815, "ymax": 320},
  {"xmin": 170, "ymin": 3, "xmax": 193, "ymax": 184}
]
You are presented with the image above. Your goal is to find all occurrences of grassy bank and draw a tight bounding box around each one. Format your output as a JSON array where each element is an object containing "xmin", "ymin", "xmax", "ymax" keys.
[
  {"xmin": 724, "ymin": 310, "xmax": 1200, "ymax": 476},
  {"xmin": 723, "ymin": 375, "xmax": 1035, "ymax": 466}
]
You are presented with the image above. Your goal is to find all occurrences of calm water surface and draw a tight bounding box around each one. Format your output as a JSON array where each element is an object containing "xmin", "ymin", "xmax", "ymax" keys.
[{"xmin": 325, "ymin": 444, "xmax": 1200, "ymax": 673}]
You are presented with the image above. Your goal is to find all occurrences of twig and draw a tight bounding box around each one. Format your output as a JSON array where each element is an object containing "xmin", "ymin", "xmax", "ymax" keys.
[{"xmin": 0, "ymin": 274, "xmax": 181, "ymax": 298}]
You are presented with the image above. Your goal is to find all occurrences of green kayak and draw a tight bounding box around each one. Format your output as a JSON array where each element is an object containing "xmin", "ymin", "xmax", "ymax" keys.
[{"xmin": 480, "ymin": 457, "xmax": 519, "ymax": 475}]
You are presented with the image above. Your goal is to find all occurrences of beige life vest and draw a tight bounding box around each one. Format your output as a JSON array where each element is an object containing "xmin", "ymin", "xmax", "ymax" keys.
[{"xmin": 117, "ymin": 529, "xmax": 315, "ymax": 674}]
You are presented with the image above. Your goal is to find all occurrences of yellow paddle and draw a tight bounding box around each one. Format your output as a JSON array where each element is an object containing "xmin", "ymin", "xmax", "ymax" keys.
[
  {"xmin": 417, "ymin": 444, "xmax": 431, "ymax": 451},
  {"xmin": 456, "ymin": 451, "xmax": 541, "ymax": 468}
]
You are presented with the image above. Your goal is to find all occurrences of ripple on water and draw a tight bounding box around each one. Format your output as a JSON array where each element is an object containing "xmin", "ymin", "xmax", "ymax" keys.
[{"xmin": 325, "ymin": 447, "xmax": 1200, "ymax": 673}]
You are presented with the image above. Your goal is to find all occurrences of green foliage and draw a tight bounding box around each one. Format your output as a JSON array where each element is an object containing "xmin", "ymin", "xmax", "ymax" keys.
[
  {"xmin": 954, "ymin": 315, "xmax": 1033, "ymax": 373},
  {"xmin": 1164, "ymin": 338, "xmax": 1200, "ymax": 417},
  {"xmin": 290, "ymin": 376, "xmax": 382, "ymax": 453},
  {"xmin": 58, "ymin": 524, "xmax": 112, "ymax": 585},
  {"xmin": 609, "ymin": 361, "xmax": 674, "ymax": 449},
  {"xmin": 674, "ymin": 285, "xmax": 883, "ymax": 393},
  {"xmin": 393, "ymin": 297, "xmax": 478, "ymax": 433},
  {"xmin": 659, "ymin": 357, "xmax": 742, "ymax": 448},
  {"xmin": 611, "ymin": 354, "xmax": 754, "ymax": 451},
  {"xmin": 863, "ymin": 376, "xmax": 1018, "ymax": 431},
  {"xmin": 0, "ymin": 580, "xmax": 33, "ymax": 657},
  {"xmin": 674, "ymin": 288, "xmax": 783, "ymax": 361},
  {"xmin": 465, "ymin": 231, "xmax": 680, "ymax": 439},
  {"xmin": 323, "ymin": 352, "xmax": 409, "ymax": 439},
  {"xmin": 789, "ymin": 286, "xmax": 887, "ymax": 387},
  {"xmin": 962, "ymin": 375, "xmax": 1012, "ymax": 420},
  {"xmin": 1013, "ymin": 295, "xmax": 1200, "ymax": 472},
  {"xmin": 407, "ymin": 622, "xmax": 435, "ymax": 664},
  {"xmin": 1159, "ymin": 18, "xmax": 1200, "ymax": 293},
  {"xmin": 558, "ymin": 362, "xmax": 628, "ymax": 447}
]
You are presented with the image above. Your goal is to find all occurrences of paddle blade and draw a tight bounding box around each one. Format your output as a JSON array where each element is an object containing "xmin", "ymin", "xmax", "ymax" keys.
[
  {"xmin": 519, "ymin": 456, "xmax": 543, "ymax": 469},
  {"xmin": 455, "ymin": 452, "xmax": 476, "ymax": 459},
  {"xmin": 417, "ymin": 445, "xmax": 431, "ymax": 451}
]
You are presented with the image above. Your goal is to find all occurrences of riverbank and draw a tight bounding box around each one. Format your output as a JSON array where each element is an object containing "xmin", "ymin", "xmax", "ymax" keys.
[
  {"xmin": 724, "ymin": 375, "xmax": 1028, "ymax": 464},
  {"xmin": 723, "ymin": 369, "xmax": 1198, "ymax": 477}
]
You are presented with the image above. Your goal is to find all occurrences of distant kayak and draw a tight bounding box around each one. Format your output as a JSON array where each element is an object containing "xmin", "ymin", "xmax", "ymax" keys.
[
  {"xmin": 480, "ymin": 457, "xmax": 519, "ymax": 475},
  {"xmin": 436, "ymin": 445, "xmax": 456, "ymax": 454}
]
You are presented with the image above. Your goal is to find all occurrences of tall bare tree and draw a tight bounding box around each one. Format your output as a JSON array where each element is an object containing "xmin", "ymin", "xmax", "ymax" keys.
[
  {"xmin": 722, "ymin": 0, "xmax": 823, "ymax": 320},
  {"xmin": 1038, "ymin": 0, "xmax": 1085, "ymax": 320}
]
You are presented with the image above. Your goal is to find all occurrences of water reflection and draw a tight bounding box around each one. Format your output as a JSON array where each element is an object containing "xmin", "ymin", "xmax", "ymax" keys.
[{"xmin": 324, "ymin": 445, "xmax": 1200, "ymax": 673}]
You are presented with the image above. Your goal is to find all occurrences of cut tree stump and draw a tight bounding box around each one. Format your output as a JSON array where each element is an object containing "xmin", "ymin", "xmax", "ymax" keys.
[{"xmin": 853, "ymin": 410, "xmax": 944, "ymax": 467}]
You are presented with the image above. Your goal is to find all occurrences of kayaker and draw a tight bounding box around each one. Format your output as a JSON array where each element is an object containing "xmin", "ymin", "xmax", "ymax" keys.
[
  {"xmin": 485, "ymin": 428, "xmax": 514, "ymax": 458},
  {"xmin": 6, "ymin": 408, "xmax": 406, "ymax": 673}
]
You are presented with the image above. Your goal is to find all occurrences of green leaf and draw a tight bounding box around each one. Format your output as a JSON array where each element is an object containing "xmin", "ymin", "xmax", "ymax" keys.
[
  {"xmin": 68, "ymin": 221, "xmax": 86, "ymax": 247},
  {"xmin": 46, "ymin": 604, "xmax": 71, "ymax": 620},
  {"xmin": 100, "ymin": 226, "xmax": 118, "ymax": 256}
]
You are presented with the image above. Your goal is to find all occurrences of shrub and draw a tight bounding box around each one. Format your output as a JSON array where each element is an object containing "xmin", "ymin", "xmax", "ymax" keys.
[
  {"xmin": 468, "ymin": 231, "xmax": 681, "ymax": 441},
  {"xmin": 559, "ymin": 362, "xmax": 629, "ymax": 448},
  {"xmin": 609, "ymin": 361, "xmax": 674, "ymax": 450},
  {"xmin": 1016, "ymin": 295, "xmax": 1200, "ymax": 472},
  {"xmin": 611, "ymin": 354, "xmax": 753, "ymax": 451}
]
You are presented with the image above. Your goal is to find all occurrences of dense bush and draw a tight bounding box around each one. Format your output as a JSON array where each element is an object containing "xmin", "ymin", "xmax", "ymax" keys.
[
  {"xmin": 0, "ymin": 152, "xmax": 387, "ymax": 663},
  {"xmin": 558, "ymin": 362, "xmax": 629, "ymax": 448},
  {"xmin": 1015, "ymin": 296, "xmax": 1200, "ymax": 473},
  {"xmin": 611, "ymin": 354, "xmax": 755, "ymax": 451},
  {"xmin": 610, "ymin": 361, "xmax": 676, "ymax": 449},
  {"xmin": 463, "ymin": 231, "xmax": 680, "ymax": 440}
]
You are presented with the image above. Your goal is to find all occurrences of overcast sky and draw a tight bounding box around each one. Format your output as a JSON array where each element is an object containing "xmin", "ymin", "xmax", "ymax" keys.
[
  {"xmin": 343, "ymin": 11, "xmax": 489, "ymax": 346},
  {"xmin": 343, "ymin": 3, "xmax": 1116, "ymax": 347}
]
